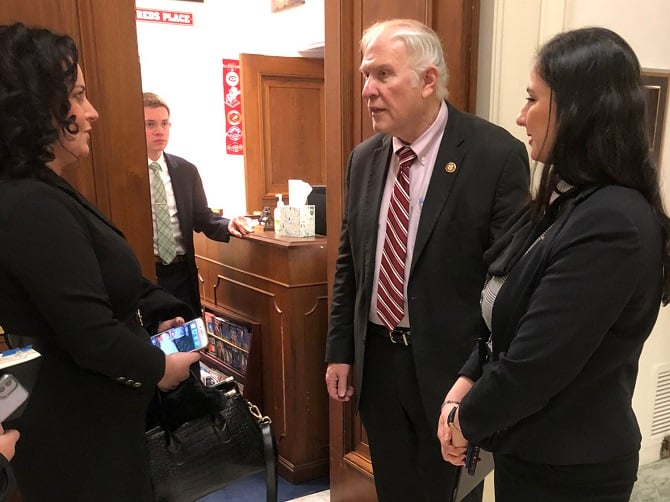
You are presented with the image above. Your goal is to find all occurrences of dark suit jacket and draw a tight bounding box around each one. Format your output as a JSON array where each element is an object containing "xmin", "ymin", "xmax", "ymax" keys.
[
  {"xmin": 326, "ymin": 103, "xmax": 530, "ymax": 427},
  {"xmin": 459, "ymin": 185, "xmax": 663, "ymax": 465},
  {"xmin": 163, "ymin": 152, "xmax": 231, "ymax": 308},
  {"xmin": 0, "ymin": 170, "xmax": 190, "ymax": 500}
]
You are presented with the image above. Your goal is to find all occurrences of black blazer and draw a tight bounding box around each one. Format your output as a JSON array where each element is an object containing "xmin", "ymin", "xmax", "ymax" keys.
[
  {"xmin": 164, "ymin": 153, "xmax": 231, "ymax": 307},
  {"xmin": 459, "ymin": 185, "xmax": 663, "ymax": 465},
  {"xmin": 326, "ymin": 103, "xmax": 530, "ymax": 426},
  {"xmin": 0, "ymin": 171, "xmax": 190, "ymax": 500}
]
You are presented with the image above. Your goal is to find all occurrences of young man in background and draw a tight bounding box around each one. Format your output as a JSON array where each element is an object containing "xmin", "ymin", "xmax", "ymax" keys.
[{"xmin": 144, "ymin": 92, "xmax": 251, "ymax": 318}]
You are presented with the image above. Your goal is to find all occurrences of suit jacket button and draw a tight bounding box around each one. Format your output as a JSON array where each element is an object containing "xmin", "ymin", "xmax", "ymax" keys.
[
  {"xmin": 116, "ymin": 376, "xmax": 127, "ymax": 383},
  {"xmin": 132, "ymin": 382, "xmax": 142, "ymax": 388},
  {"xmin": 126, "ymin": 379, "xmax": 135, "ymax": 386}
]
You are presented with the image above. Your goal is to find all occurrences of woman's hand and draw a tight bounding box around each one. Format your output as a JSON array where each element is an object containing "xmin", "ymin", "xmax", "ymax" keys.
[
  {"xmin": 0, "ymin": 424, "xmax": 20, "ymax": 461},
  {"xmin": 437, "ymin": 376, "xmax": 474, "ymax": 464},
  {"xmin": 438, "ymin": 404, "xmax": 468, "ymax": 465},
  {"xmin": 157, "ymin": 351, "xmax": 200, "ymax": 391},
  {"xmin": 156, "ymin": 316, "xmax": 185, "ymax": 334}
]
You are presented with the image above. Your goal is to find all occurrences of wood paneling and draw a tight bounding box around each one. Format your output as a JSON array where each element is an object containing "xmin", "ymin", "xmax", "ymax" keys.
[
  {"xmin": 240, "ymin": 54, "xmax": 325, "ymax": 212},
  {"xmin": 77, "ymin": 1, "xmax": 154, "ymax": 277},
  {"xmin": 0, "ymin": 1, "xmax": 154, "ymax": 277},
  {"xmin": 324, "ymin": 2, "xmax": 480, "ymax": 500}
]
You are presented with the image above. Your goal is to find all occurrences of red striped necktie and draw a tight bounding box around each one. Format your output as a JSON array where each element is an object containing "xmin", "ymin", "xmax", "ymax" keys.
[{"xmin": 376, "ymin": 146, "xmax": 416, "ymax": 331}]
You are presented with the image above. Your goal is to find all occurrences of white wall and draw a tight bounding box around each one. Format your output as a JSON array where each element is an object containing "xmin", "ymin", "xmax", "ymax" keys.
[
  {"xmin": 478, "ymin": 0, "xmax": 670, "ymax": 466},
  {"xmin": 135, "ymin": 0, "xmax": 324, "ymax": 216}
]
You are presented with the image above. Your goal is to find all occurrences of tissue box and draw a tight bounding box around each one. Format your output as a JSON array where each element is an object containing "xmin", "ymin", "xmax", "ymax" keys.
[{"xmin": 277, "ymin": 205, "xmax": 315, "ymax": 237}]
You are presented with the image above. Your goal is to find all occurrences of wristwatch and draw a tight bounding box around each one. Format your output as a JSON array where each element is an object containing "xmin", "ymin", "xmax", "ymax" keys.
[{"xmin": 447, "ymin": 405, "xmax": 460, "ymax": 432}]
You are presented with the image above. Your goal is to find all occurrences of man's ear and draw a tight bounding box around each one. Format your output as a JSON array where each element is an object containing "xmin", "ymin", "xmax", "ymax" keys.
[{"xmin": 421, "ymin": 65, "xmax": 439, "ymax": 98}]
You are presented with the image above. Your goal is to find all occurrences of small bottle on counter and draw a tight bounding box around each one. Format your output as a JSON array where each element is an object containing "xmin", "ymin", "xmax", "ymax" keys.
[{"xmin": 274, "ymin": 193, "xmax": 284, "ymax": 233}]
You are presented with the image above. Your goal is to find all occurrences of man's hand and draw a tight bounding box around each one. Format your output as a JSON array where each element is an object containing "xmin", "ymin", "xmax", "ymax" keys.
[
  {"xmin": 228, "ymin": 216, "xmax": 254, "ymax": 238},
  {"xmin": 325, "ymin": 363, "xmax": 355, "ymax": 402}
]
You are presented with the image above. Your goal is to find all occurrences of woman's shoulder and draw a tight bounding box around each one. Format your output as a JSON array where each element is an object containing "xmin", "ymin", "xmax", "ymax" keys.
[
  {"xmin": 587, "ymin": 185, "xmax": 653, "ymax": 217},
  {"xmin": 0, "ymin": 177, "xmax": 65, "ymax": 197},
  {"xmin": 571, "ymin": 185, "xmax": 659, "ymax": 241},
  {"xmin": 0, "ymin": 177, "xmax": 81, "ymax": 221}
]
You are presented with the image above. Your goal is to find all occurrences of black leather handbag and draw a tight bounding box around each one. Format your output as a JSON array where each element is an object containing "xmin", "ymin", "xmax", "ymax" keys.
[{"xmin": 146, "ymin": 376, "xmax": 277, "ymax": 502}]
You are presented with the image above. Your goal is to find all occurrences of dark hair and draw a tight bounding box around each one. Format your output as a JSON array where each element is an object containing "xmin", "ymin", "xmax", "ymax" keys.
[
  {"xmin": 0, "ymin": 23, "xmax": 79, "ymax": 179},
  {"xmin": 531, "ymin": 27, "xmax": 670, "ymax": 304}
]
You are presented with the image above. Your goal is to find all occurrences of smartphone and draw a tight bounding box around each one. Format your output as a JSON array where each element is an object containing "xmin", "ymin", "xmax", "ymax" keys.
[
  {"xmin": 150, "ymin": 318, "xmax": 208, "ymax": 355},
  {"xmin": 465, "ymin": 443, "xmax": 481, "ymax": 475},
  {"xmin": 0, "ymin": 374, "xmax": 29, "ymax": 422}
]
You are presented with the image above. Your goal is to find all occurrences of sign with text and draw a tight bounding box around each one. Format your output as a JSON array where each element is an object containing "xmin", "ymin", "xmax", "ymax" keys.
[
  {"xmin": 136, "ymin": 8, "xmax": 193, "ymax": 26},
  {"xmin": 223, "ymin": 59, "xmax": 243, "ymax": 155}
]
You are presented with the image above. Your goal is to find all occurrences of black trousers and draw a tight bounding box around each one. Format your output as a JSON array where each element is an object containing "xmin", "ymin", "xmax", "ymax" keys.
[
  {"xmin": 493, "ymin": 452, "xmax": 638, "ymax": 502},
  {"xmin": 155, "ymin": 259, "xmax": 199, "ymax": 319},
  {"xmin": 359, "ymin": 332, "xmax": 483, "ymax": 502}
]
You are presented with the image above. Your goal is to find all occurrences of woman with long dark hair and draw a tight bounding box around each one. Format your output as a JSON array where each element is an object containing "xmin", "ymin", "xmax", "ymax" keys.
[
  {"xmin": 438, "ymin": 27, "xmax": 670, "ymax": 501},
  {"xmin": 0, "ymin": 23, "xmax": 200, "ymax": 500}
]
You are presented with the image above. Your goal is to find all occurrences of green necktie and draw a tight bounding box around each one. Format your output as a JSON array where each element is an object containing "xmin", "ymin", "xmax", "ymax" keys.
[{"xmin": 150, "ymin": 162, "xmax": 177, "ymax": 264}]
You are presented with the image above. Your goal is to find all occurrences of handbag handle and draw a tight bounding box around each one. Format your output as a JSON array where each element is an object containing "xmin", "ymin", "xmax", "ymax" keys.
[
  {"xmin": 260, "ymin": 421, "xmax": 277, "ymax": 502},
  {"xmin": 0, "ymin": 454, "xmax": 16, "ymax": 501}
]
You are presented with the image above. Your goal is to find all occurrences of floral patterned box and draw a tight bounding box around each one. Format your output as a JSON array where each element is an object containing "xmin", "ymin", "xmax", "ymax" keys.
[{"xmin": 277, "ymin": 205, "xmax": 315, "ymax": 237}]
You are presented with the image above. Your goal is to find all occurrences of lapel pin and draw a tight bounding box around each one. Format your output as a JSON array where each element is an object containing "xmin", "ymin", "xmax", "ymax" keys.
[{"xmin": 445, "ymin": 162, "xmax": 457, "ymax": 173}]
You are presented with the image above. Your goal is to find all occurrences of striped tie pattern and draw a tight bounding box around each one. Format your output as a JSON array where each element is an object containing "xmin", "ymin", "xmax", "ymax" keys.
[
  {"xmin": 376, "ymin": 146, "xmax": 416, "ymax": 331},
  {"xmin": 150, "ymin": 162, "xmax": 177, "ymax": 264}
]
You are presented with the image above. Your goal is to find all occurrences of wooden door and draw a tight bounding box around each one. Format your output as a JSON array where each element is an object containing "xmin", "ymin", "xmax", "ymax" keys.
[
  {"xmin": 324, "ymin": 1, "xmax": 480, "ymax": 500},
  {"xmin": 0, "ymin": 1, "xmax": 155, "ymax": 277},
  {"xmin": 240, "ymin": 54, "xmax": 325, "ymax": 213}
]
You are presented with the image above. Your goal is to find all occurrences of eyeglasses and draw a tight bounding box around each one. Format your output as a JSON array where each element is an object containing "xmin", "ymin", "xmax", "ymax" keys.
[{"xmin": 145, "ymin": 120, "xmax": 171, "ymax": 130}]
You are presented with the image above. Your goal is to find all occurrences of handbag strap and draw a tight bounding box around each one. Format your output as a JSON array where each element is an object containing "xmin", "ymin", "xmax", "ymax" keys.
[
  {"xmin": 236, "ymin": 393, "xmax": 277, "ymax": 502},
  {"xmin": 260, "ymin": 420, "xmax": 277, "ymax": 502},
  {"xmin": 0, "ymin": 453, "xmax": 16, "ymax": 501}
]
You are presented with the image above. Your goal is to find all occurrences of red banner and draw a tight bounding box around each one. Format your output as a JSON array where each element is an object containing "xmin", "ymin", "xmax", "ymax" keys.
[
  {"xmin": 223, "ymin": 59, "xmax": 243, "ymax": 155},
  {"xmin": 135, "ymin": 8, "xmax": 194, "ymax": 26}
]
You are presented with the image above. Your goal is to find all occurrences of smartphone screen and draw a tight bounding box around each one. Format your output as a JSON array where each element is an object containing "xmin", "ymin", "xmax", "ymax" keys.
[{"xmin": 150, "ymin": 318, "xmax": 208, "ymax": 355}]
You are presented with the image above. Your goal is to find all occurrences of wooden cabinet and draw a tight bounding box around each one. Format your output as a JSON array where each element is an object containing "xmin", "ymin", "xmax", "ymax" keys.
[{"xmin": 194, "ymin": 231, "xmax": 329, "ymax": 483}]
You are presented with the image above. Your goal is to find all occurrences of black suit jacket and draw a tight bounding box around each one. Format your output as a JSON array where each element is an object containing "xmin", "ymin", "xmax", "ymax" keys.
[
  {"xmin": 459, "ymin": 185, "xmax": 663, "ymax": 465},
  {"xmin": 0, "ymin": 170, "xmax": 190, "ymax": 500},
  {"xmin": 164, "ymin": 152, "xmax": 231, "ymax": 308},
  {"xmin": 326, "ymin": 103, "xmax": 530, "ymax": 427}
]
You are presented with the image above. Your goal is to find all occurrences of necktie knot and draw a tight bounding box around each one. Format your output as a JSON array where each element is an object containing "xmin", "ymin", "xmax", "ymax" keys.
[
  {"xmin": 397, "ymin": 146, "xmax": 416, "ymax": 172},
  {"xmin": 150, "ymin": 161, "xmax": 161, "ymax": 173}
]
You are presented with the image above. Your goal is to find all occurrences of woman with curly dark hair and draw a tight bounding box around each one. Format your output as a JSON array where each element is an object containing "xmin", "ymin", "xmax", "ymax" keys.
[
  {"xmin": 438, "ymin": 27, "xmax": 670, "ymax": 501},
  {"xmin": 0, "ymin": 23, "xmax": 200, "ymax": 500}
]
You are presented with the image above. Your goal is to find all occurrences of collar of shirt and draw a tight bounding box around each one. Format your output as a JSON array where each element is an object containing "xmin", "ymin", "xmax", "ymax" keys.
[
  {"xmin": 392, "ymin": 100, "xmax": 449, "ymax": 167},
  {"xmin": 148, "ymin": 154, "xmax": 167, "ymax": 175},
  {"xmin": 148, "ymin": 155, "xmax": 173, "ymax": 189}
]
